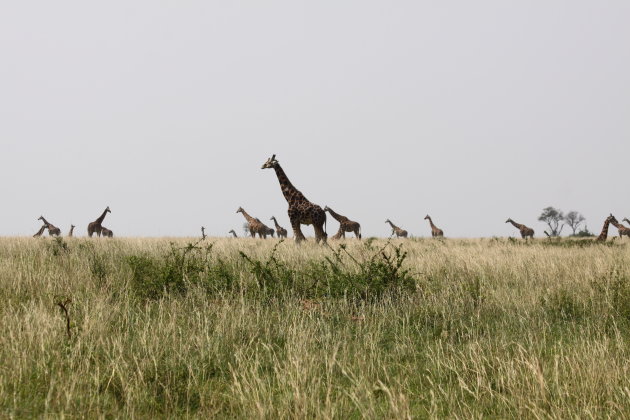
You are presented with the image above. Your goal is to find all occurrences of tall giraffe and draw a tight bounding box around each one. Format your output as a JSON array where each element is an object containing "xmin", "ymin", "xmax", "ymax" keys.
[
  {"xmin": 608, "ymin": 215, "xmax": 630, "ymax": 239},
  {"xmin": 596, "ymin": 214, "xmax": 617, "ymax": 242},
  {"xmin": 201, "ymin": 226, "xmax": 206, "ymax": 240},
  {"xmin": 38, "ymin": 216, "xmax": 61, "ymax": 236},
  {"xmin": 68, "ymin": 225, "xmax": 76, "ymax": 237},
  {"xmin": 101, "ymin": 226, "xmax": 114, "ymax": 238},
  {"xmin": 228, "ymin": 229, "xmax": 238, "ymax": 238},
  {"xmin": 88, "ymin": 206, "xmax": 111, "ymax": 237},
  {"xmin": 270, "ymin": 216, "xmax": 288, "ymax": 238},
  {"xmin": 33, "ymin": 225, "xmax": 47, "ymax": 237},
  {"xmin": 261, "ymin": 155, "xmax": 327, "ymax": 243},
  {"xmin": 236, "ymin": 207, "xmax": 269, "ymax": 238},
  {"xmin": 505, "ymin": 218, "xmax": 534, "ymax": 239},
  {"xmin": 424, "ymin": 215, "xmax": 444, "ymax": 237},
  {"xmin": 325, "ymin": 206, "xmax": 361, "ymax": 239},
  {"xmin": 385, "ymin": 219, "xmax": 408, "ymax": 238}
]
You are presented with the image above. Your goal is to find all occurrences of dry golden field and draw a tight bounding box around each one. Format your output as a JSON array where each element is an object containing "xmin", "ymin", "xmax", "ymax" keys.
[{"xmin": 1, "ymin": 236, "xmax": 630, "ymax": 418}]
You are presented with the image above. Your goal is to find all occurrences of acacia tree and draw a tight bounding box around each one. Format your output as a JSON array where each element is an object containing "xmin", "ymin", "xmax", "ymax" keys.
[
  {"xmin": 538, "ymin": 206, "xmax": 564, "ymax": 237},
  {"xmin": 564, "ymin": 211, "xmax": 586, "ymax": 236}
]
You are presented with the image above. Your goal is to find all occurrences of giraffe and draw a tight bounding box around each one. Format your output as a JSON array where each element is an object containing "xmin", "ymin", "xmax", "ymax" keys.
[
  {"xmin": 88, "ymin": 206, "xmax": 111, "ymax": 237},
  {"xmin": 261, "ymin": 155, "xmax": 327, "ymax": 244},
  {"xmin": 385, "ymin": 219, "xmax": 408, "ymax": 238},
  {"xmin": 255, "ymin": 218, "xmax": 275, "ymax": 238},
  {"xmin": 236, "ymin": 207, "xmax": 269, "ymax": 238},
  {"xmin": 608, "ymin": 215, "xmax": 630, "ymax": 239},
  {"xmin": 38, "ymin": 216, "xmax": 61, "ymax": 236},
  {"xmin": 229, "ymin": 229, "xmax": 238, "ymax": 238},
  {"xmin": 201, "ymin": 226, "xmax": 206, "ymax": 240},
  {"xmin": 505, "ymin": 218, "xmax": 534, "ymax": 240},
  {"xmin": 324, "ymin": 206, "xmax": 361, "ymax": 239},
  {"xmin": 68, "ymin": 225, "xmax": 76, "ymax": 237},
  {"xmin": 424, "ymin": 215, "xmax": 444, "ymax": 237},
  {"xmin": 270, "ymin": 216, "xmax": 288, "ymax": 238},
  {"xmin": 623, "ymin": 218, "xmax": 630, "ymax": 227},
  {"xmin": 101, "ymin": 226, "xmax": 114, "ymax": 237},
  {"xmin": 33, "ymin": 225, "xmax": 47, "ymax": 237},
  {"xmin": 596, "ymin": 214, "xmax": 617, "ymax": 242}
]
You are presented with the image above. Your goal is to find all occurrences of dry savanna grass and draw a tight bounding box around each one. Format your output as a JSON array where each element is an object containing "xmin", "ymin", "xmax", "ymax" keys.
[{"xmin": 1, "ymin": 236, "xmax": 630, "ymax": 418}]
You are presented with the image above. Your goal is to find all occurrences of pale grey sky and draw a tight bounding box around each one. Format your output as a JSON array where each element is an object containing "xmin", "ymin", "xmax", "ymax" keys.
[{"xmin": 1, "ymin": 1, "xmax": 628, "ymax": 238}]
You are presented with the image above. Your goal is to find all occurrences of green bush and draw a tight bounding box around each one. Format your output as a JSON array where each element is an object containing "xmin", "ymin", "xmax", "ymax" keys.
[
  {"xmin": 126, "ymin": 241, "xmax": 237, "ymax": 300},
  {"xmin": 243, "ymin": 240, "xmax": 417, "ymax": 301},
  {"xmin": 312, "ymin": 241, "xmax": 416, "ymax": 301}
]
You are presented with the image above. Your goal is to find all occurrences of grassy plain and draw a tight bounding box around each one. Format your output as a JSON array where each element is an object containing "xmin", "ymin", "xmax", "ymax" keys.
[{"xmin": 1, "ymin": 236, "xmax": 630, "ymax": 418}]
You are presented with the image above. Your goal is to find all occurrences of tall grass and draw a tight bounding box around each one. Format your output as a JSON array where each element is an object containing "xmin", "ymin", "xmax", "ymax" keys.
[{"xmin": 1, "ymin": 236, "xmax": 629, "ymax": 418}]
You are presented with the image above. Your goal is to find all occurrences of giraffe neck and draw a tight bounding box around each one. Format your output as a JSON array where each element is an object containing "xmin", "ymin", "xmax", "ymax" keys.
[
  {"xmin": 386, "ymin": 220, "xmax": 398, "ymax": 230},
  {"xmin": 231, "ymin": 231, "xmax": 237, "ymax": 238},
  {"xmin": 327, "ymin": 208, "xmax": 346, "ymax": 222},
  {"xmin": 239, "ymin": 209, "xmax": 256, "ymax": 223},
  {"xmin": 426, "ymin": 217, "xmax": 437, "ymax": 229},
  {"xmin": 508, "ymin": 220, "xmax": 524, "ymax": 230},
  {"xmin": 597, "ymin": 219, "xmax": 611, "ymax": 240},
  {"xmin": 609, "ymin": 219, "xmax": 624, "ymax": 229},
  {"xmin": 273, "ymin": 164, "xmax": 307, "ymax": 204},
  {"xmin": 95, "ymin": 208, "xmax": 109, "ymax": 224},
  {"xmin": 271, "ymin": 217, "xmax": 281, "ymax": 229},
  {"xmin": 40, "ymin": 217, "xmax": 50, "ymax": 226},
  {"xmin": 69, "ymin": 226, "xmax": 75, "ymax": 235}
]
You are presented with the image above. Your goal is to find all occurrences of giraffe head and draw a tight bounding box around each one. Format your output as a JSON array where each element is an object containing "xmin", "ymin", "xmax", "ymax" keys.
[
  {"xmin": 424, "ymin": 215, "xmax": 431, "ymax": 220},
  {"xmin": 324, "ymin": 206, "xmax": 331, "ymax": 212},
  {"xmin": 71, "ymin": 224, "xmax": 75, "ymax": 229},
  {"xmin": 385, "ymin": 219, "xmax": 391, "ymax": 224},
  {"xmin": 261, "ymin": 154, "xmax": 278, "ymax": 169},
  {"xmin": 505, "ymin": 218, "xmax": 513, "ymax": 224},
  {"xmin": 236, "ymin": 207, "xmax": 244, "ymax": 214},
  {"xmin": 270, "ymin": 216, "xmax": 275, "ymax": 221},
  {"xmin": 607, "ymin": 214, "xmax": 618, "ymax": 224},
  {"xmin": 105, "ymin": 206, "xmax": 111, "ymax": 214},
  {"xmin": 623, "ymin": 218, "xmax": 629, "ymax": 225},
  {"xmin": 229, "ymin": 229, "xmax": 235, "ymax": 234}
]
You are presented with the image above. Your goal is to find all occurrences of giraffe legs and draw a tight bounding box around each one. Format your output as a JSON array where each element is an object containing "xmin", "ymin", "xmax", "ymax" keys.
[
  {"xmin": 331, "ymin": 227, "xmax": 343, "ymax": 240},
  {"xmin": 290, "ymin": 218, "xmax": 307, "ymax": 243},
  {"xmin": 313, "ymin": 222, "xmax": 327, "ymax": 244}
]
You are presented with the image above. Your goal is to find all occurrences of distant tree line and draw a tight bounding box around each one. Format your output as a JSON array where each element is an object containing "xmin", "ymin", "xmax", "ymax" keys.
[{"xmin": 538, "ymin": 206, "xmax": 593, "ymax": 237}]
